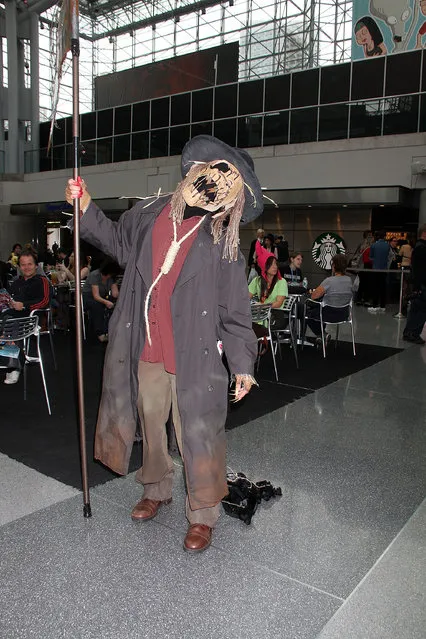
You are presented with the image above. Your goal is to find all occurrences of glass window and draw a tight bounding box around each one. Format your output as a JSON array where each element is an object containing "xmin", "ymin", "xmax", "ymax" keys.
[
  {"xmin": 383, "ymin": 95, "xmax": 419, "ymax": 135},
  {"xmin": 349, "ymin": 100, "xmax": 383, "ymax": 138},
  {"xmin": 237, "ymin": 115, "xmax": 262, "ymax": 148},
  {"xmin": 320, "ymin": 63, "xmax": 350, "ymax": 104},
  {"xmin": 132, "ymin": 102, "xmax": 150, "ymax": 132},
  {"xmin": 191, "ymin": 122, "xmax": 213, "ymax": 137},
  {"xmin": 39, "ymin": 121, "xmax": 50, "ymax": 148},
  {"xmin": 238, "ymin": 79, "xmax": 264, "ymax": 115},
  {"xmin": 114, "ymin": 105, "xmax": 131, "ymax": 135},
  {"xmin": 170, "ymin": 126, "xmax": 191, "ymax": 156},
  {"xmin": 422, "ymin": 51, "xmax": 426, "ymax": 91},
  {"xmin": 215, "ymin": 84, "xmax": 237, "ymax": 119},
  {"xmin": 291, "ymin": 69, "xmax": 319, "ymax": 108},
  {"xmin": 132, "ymin": 132, "xmax": 149, "ymax": 160},
  {"xmin": 97, "ymin": 109, "xmax": 113, "ymax": 138},
  {"xmin": 96, "ymin": 137, "xmax": 112, "ymax": 164},
  {"xmin": 151, "ymin": 97, "xmax": 170, "ymax": 129},
  {"xmin": 52, "ymin": 145, "xmax": 65, "ymax": 171},
  {"xmin": 82, "ymin": 112, "xmax": 96, "ymax": 140},
  {"xmin": 53, "ymin": 119, "xmax": 66, "ymax": 145},
  {"xmin": 39, "ymin": 148, "xmax": 51, "ymax": 172},
  {"xmin": 150, "ymin": 128, "xmax": 169, "ymax": 157},
  {"xmin": 213, "ymin": 119, "xmax": 237, "ymax": 147},
  {"xmin": 113, "ymin": 134, "xmax": 131, "ymax": 163},
  {"xmin": 65, "ymin": 143, "xmax": 73, "ymax": 169},
  {"xmin": 171, "ymin": 93, "xmax": 191, "ymax": 126},
  {"xmin": 265, "ymin": 75, "xmax": 290, "ymax": 112},
  {"xmin": 65, "ymin": 117, "xmax": 72, "ymax": 144},
  {"xmin": 290, "ymin": 107, "xmax": 318, "ymax": 143},
  {"xmin": 319, "ymin": 104, "xmax": 349, "ymax": 141},
  {"xmin": 192, "ymin": 88, "xmax": 213, "ymax": 123},
  {"xmin": 351, "ymin": 57, "xmax": 384, "ymax": 100},
  {"xmin": 385, "ymin": 51, "xmax": 421, "ymax": 97},
  {"xmin": 81, "ymin": 140, "xmax": 96, "ymax": 166},
  {"xmin": 419, "ymin": 94, "xmax": 426, "ymax": 132},
  {"xmin": 263, "ymin": 111, "xmax": 289, "ymax": 146}
]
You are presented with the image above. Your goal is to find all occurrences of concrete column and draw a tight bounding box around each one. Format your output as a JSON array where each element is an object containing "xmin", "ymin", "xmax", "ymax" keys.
[
  {"xmin": 30, "ymin": 12, "xmax": 40, "ymax": 172},
  {"xmin": 419, "ymin": 189, "xmax": 426, "ymax": 229},
  {"xmin": 5, "ymin": 0, "xmax": 19, "ymax": 173}
]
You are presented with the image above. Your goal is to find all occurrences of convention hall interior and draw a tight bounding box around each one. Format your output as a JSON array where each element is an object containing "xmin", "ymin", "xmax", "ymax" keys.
[{"xmin": 0, "ymin": 1, "xmax": 425, "ymax": 637}]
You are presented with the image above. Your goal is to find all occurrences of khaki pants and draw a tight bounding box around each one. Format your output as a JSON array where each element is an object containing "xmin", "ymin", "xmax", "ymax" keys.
[{"xmin": 137, "ymin": 360, "xmax": 221, "ymax": 527}]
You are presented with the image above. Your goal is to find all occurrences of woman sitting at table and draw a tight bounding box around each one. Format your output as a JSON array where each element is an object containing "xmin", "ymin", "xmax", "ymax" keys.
[
  {"xmin": 249, "ymin": 242, "xmax": 288, "ymax": 337},
  {"xmin": 69, "ymin": 252, "xmax": 91, "ymax": 280},
  {"xmin": 282, "ymin": 252, "xmax": 304, "ymax": 288},
  {"xmin": 306, "ymin": 254, "xmax": 354, "ymax": 345},
  {"xmin": 82, "ymin": 260, "xmax": 119, "ymax": 342}
]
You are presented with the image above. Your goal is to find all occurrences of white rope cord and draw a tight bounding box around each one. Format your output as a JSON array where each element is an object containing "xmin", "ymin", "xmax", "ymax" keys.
[{"xmin": 144, "ymin": 215, "xmax": 205, "ymax": 345}]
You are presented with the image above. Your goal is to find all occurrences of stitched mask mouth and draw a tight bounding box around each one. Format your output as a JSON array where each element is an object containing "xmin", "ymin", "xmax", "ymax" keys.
[{"xmin": 182, "ymin": 160, "xmax": 244, "ymax": 212}]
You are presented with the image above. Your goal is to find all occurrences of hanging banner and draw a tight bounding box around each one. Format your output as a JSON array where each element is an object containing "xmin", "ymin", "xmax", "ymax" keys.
[
  {"xmin": 352, "ymin": 1, "xmax": 424, "ymax": 59},
  {"xmin": 311, "ymin": 233, "xmax": 346, "ymax": 271}
]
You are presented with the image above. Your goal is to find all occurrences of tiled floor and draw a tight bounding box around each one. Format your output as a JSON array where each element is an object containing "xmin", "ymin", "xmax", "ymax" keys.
[{"xmin": 1, "ymin": 308, "xmax": 425, "ymax": 638}]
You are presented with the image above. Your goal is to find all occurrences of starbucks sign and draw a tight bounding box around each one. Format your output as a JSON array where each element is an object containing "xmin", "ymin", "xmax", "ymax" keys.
[{"xmin": 311, "ymin": 232, "xmax": 345, "ymax": 270}]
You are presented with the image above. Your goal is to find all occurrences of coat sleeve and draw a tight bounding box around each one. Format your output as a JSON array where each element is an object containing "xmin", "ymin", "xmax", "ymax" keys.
[
  {"xmin": 73, "ymin": 197, "xmax": 160, "ymax": 268},
  {"xmin": 217, "ymin": 251, "xmax": 257, "ymax": 376}
]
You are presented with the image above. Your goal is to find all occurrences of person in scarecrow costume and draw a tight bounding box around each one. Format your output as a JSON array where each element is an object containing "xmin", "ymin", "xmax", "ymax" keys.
[{"xmin": 66, "ymin": 135, "xmax": 263, "ymax": 552}]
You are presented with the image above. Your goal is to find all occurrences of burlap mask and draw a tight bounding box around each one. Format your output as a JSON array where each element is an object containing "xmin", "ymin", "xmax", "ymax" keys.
[{"xmin": 181, "ymin": 160, "xmax": 244, "ymax": 212}]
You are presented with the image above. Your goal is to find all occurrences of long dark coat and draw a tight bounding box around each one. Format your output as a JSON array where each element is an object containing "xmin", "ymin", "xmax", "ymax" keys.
[{"xmin": 78, "ymin": 196, "xmax": 257, "ymax": 509}]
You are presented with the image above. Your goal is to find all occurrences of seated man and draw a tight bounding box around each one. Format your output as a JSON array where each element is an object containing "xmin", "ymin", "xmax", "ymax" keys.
[
  {"xmin": 306, "ymin": 254, "xmax": 354, "ymax": 345},
  {"xmin": 82, "ymin": 261, "xmax": 119, "ymax": 342},
  {"xmin": 1, "ymin": 250, "xmax": 51, "ymax": 384}
]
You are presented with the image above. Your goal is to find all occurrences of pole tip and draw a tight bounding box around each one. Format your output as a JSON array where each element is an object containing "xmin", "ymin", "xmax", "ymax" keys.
[{"xmin": 83, "ymin": 503, "xmax": 92, "ymax": 518}]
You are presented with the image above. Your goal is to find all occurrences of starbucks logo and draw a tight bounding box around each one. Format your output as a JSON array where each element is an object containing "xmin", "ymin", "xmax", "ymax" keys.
[{"xmin": 312, "ymin": 232, "xmax": 345, "ymax": 270}]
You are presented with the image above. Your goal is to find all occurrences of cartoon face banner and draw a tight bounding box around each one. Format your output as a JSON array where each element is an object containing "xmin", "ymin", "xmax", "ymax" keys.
[
  {"xmin": 352, "ymin": 1, "xmax": 425, "ymax": 59},
  {"xmin": 311, "ymin": 233, "xmax": 346, "ymax": 271}
]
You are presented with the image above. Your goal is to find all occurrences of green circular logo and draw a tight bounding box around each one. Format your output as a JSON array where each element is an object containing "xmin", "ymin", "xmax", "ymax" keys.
[{"xmin": 311, "ymin": 232, "xmax": 346, "ymax": 270}]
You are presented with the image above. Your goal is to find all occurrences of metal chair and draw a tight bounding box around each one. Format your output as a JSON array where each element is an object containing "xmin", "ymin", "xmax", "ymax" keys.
[
  {"xmin": 30, "ymin": 307, "xmax": 57, "ymax": 369},
  {"xmin": 251, "ymin": 303, "xmax": 278, "ymax": 381},
  {"xmin": 0, "ymin": 315, "xmax": 51, "ymax": 414},
  {"xmin": 269, "ymin": 295, "xmax": 299, "ymax": 368},
  {"xmin": 304, "ymin": 299, "xmax": 356, "ymax": 358}
]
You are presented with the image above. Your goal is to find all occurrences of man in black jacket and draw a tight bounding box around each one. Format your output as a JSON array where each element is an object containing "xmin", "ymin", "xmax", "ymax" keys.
[
  {"xmin": 1, "ymin": 250, "xmax": 50, "ymax": 384},
  {"xmin": 403, "ymin": 224, "xmax": 426, "ymax": 344}
]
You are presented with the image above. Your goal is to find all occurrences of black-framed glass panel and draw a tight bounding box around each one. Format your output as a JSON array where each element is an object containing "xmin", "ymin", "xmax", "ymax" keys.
[
  {"xmin": 132, "ymin": 102, "xmax": 150, "ymax": 132},
  {"xmin": 150, "ymin": 128, "xmax": 169, "ymax": 157},
  {"xmin": 422, "ymin": 50, "xmax": 426, "ymax": 90},
  {"xmin": 65, "ymin": 117, "xmax": 72, "ymax": 144},
  {"xmin": 151, "ymin": 97, "xmax": 170, "ymax": 129},
  {"xmin": 319, "ymin": 104, "xmax": 349, "ymax": 141},
  {"xmin": 96, "ymin": 137, "xmax": 112, "ymax": 164},
  {"xmin": 265, "ymin": 75, "xmax": 290, "ymax": 111},
  {"xmin": 81, "ymin": 140, "xmax": 97, "ymax": 166},
  {"xmin": 238, "ymin": 79, "xmax": 264, "ymax": 115},
  {"xmin": 419, "ymin": 93, "xmax": 426, "ymax": 131},
  {"xmin": 320, "ymin": 63, "xmax": 351, "ymax": 104},
  {"xmin": 215, "ymin": 84, "xmax": 237, "ymax": 119},
  {"xmin": 52, "ymin": 145, "xmax": 66, "ymax": 171},
  {"xmin": 191, "ymin": 121, "xmax": 213, "ymax": 137},
  {"xmin": 263, "ymin": 111, "xmax": 289, "ymax": 146},
  {"xmin": 290, "ymin": 107, "xmax": 318, "ymax": 143},
  {"xmin": 113, "ymin": 134, "xmax": 131, "ymax": 163},
  {"xmin": 132, "ymin": 131, "xmax": 149, "ymax": 160},
  {"xmin": 351, "ymin": 57, "xmax": 385, "ymax": 100},
  {"xmin": 97, "ymin": 109, "xmax": 113, "ymax": 138},
  {"xmin": 39, "ymin": 148, "xmax": 52, "ymax": 172},
  {"xmin": 114, "ymin": 105, "xmax": 131, "ymax": 135},
  {"xmin": 170, "ymin": 126, "xmax": 191, "ymax": 156},
  {"xmin": 53, "ymin": 119, "xmax": 66, "ymax": 145},
  {"xmin": 383, "ymin": 95, "xmax": 419, "ymax": 135},
  {"xmin": 213, "ymin": 119, "xmax": 237, "ymax": 147},
  {"xmin": 291, "ymin": 69, "xmax": 319, "ymax": 108},
  {"xmin": 81, "ymin": 112, "xmax": 96, "ymax": 140},
  {"xmin": 349, "ymin": 100, "xmax": 383, "ymax": 138},
  {"xmin": 385, "ymin": 51, "xmax": 421, "ymax": 97},
  {"xmin": 39, "ymin": 121, "xmax": 50, "ymax": 148},
  {"xmin": 192, "ymin": 88, "xmax": 213, "ymax": 122},
  {"xmin": 65, "ymin": 143, "xmax": 73, "ymax": 169},
  {"xmin": 171, "ymin": 93, "xmax": 191, "ymax": 126},
  {"xmin": 237, "ymin": 115, "xmax": 262, "ymax": 148}
]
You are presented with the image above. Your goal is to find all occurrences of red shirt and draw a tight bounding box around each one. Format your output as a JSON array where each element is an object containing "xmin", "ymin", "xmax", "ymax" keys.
[{"xmin": 140, "ymin": 203, "xmax": 203, "ymax": 374}]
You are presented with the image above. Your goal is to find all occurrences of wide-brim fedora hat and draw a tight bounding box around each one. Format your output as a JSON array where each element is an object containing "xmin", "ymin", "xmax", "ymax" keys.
[{"xmin": 180, "ymin": 135, "xmax": 263, "ymax": 224}]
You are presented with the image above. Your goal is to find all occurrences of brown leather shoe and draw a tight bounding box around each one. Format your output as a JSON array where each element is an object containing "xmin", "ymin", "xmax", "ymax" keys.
[
  {"xmin": 131, "ymin": 497, "xmax": 172, "ymax": 522},
  {"xmin": 183, "ymin": 524, "xmax": 213, "ymax": 553}
]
